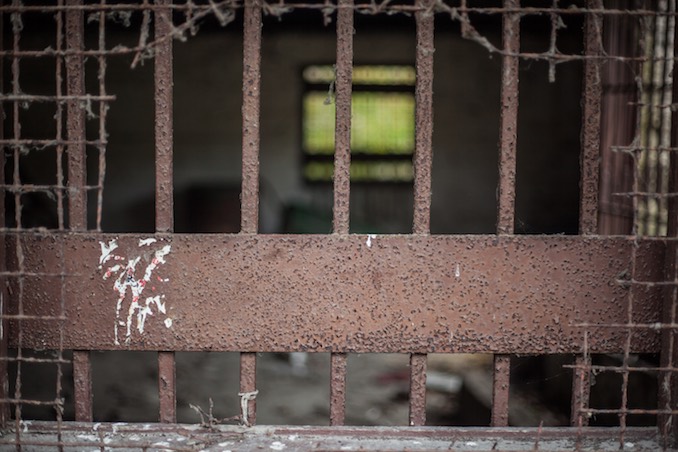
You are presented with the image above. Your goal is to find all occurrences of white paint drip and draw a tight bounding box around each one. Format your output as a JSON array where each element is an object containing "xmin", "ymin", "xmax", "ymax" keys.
[
  {"xmin": 139, "ymin": 238, "xmax": 157, "ymax": 247},
  {"xmin": 100, "ymin": 239, "xmax": 172, "ymax": 345},
  {"xmin": 239, "ymin": 390, "xmax": 259, "ymax": 426},
  {"xmin": 164, "ymin": 318, "xmax": 173, "ymax": 328},
  {"xmin": 455, "ymin": 263, "xmax": 461, "ymax": 278},
  {"xmin": 366, "ymin": 234, "xmax": 376, "ymax": 248},
  {"xmin": 98, "ymin": 239, "xmax": 119, "ymax": 268}
]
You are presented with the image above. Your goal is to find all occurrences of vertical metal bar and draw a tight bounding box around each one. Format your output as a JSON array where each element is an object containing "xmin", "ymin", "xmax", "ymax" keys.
[
  {"xmin": 66, "ymin": 0, "xmax": 87, "ymax": 231},
  {"xmin": 580, "ymin": 0, "xmax": 603, "ymax": 235},
  {"xmin": 10, "ymin": 2, "xmax": 23, "ymax": 440},
  {"xmin": 409, "ymin": 353, "xmax": 427, "ymax": 426},
  {"xmin": 492, "ymin": 0, "xmax": 519, "ymax": 428},
  {"xmin": 241, "ymin": 0, "xmax": 262, "ymax": 234},
  {"xmin": 571, "ymin": 1, "xmax": 600, "ymax": 426},
  {"xmin": 412, "ymin": 0, "xmax": 434, "ymax": 235},
  {"xmin": 155, "ymin": 0, "xmax": 173, "ymax": 234},
  {"xmin": 0, "ymin": 6, "xmax": 7, "ymax": 429},
  {"xmin": 239, "ymin": 352, "xmax": 257, "ymax": 426},
  {"xmin": 330, "ymin": 353, "xmax": 347, "ymax": 426},
  {"xmin": 410, "ymin": 0, "xmax": 434, "ymax": 425},
  {"xmin": 154, "ymin": 0, "xmax": 176, "ymax": 424},
  {"xmin": 492, "ymin": 354, "xmax": 510, "ymax": 427},
  {"xmin": 570, "ymin": 354, "xmax": 590, "ymax": 427},
  {"xmin": 329, "ymin": 0, "xmax": 353, "ymax": 426},
  {"xmin": 72, "ymin": 350, "xmax": 92, "ymax": 423},
  {"xmin": 239, "ymin": 0, "xmax": 262, "ymax": 426},
  {"xmin": 496, "ymin": 0, "xmax": 520, "ymax": 235},
  {"xmin": 65, "ymin": 0, "xmax": 93, "ymax": 423},
  {"xmin": 96, "ymin": 0, "xmax": 108, "ymax": 232},
  {"xmin": 157, "ymin": 351, "xmax": 176, "ymax": 423},
  {"xmin": 333, "ymin": 0, "xmax": 353, "ymax": 235}
]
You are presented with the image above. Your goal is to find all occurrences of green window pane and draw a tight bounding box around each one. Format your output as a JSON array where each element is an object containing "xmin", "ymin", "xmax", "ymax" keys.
[{"xmin": 303, "ymin": 92, "xmax": 415, "ymax": 156}]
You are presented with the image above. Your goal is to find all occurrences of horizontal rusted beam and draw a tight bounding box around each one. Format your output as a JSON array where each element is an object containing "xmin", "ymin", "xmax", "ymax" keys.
[{"xmin": 6, "ymin": 233, "xmax": 664, "ymax": 353}]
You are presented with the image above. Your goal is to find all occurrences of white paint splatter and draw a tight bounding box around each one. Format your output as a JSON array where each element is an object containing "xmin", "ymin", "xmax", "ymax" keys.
[
  {"xmin": 270, "ymin": 442, "xmax": 286, "ymax": 450},
  {"xmin": 455, "ymin": 263, "xmax": 461, "ymax": 278},
  {"xmin": 99, "ymin": 239, "xmax": 119, "ymax": 268},
  {"xmin": 139, "ymin": 238, "xmax": 157, "ymax": 247},
  {"xmin": 366, "ymin": 234, "xmax": 376, "ymax": 248},
  {"xmin": 100, "ymin": 239, "xmax": 172, "ymax": 345},
  {"xmin": 164, "ymin": 318, "xmax": 173, "ymax": 328}
]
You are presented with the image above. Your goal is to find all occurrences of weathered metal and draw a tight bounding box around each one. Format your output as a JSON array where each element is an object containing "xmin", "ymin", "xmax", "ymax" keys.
[
  {"xmin": 8, "ymin": 234, "xmax": 664, "ymax": 353},
  {"xmin": 408, "ymin": 353, "xmax": 427, "ymax": 426},
  {"xmin": 332, "ymin": 0, "xmax": 353, "ymax": 236},
  {"xmin": 580, "ymin": 0, "xmax": 604, "ymax": 236},
  {"xmin": 413, "ymin": 0, "xmax": 434, "ymax": 235},
  {"xmin": 154, "ymin": 0, "xmax": 177, "ymax": 424},
  {"xmin": 329, "ymin": 352, "xmax": 347, "ymax": 426},
  {"xmin": 0, "ymin": 422, "xmax": 664, "ymax": 451}
]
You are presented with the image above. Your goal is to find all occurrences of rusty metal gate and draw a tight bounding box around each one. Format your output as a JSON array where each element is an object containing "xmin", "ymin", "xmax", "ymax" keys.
[{"xmin": 0, "ymin": 0, "xmax": 677, "ymax": 450}]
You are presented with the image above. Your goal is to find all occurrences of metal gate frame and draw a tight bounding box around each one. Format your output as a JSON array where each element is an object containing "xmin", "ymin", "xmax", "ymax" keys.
[{"xmin": 0, "ymin": 1, "xmax": 677, "ymax": 450}]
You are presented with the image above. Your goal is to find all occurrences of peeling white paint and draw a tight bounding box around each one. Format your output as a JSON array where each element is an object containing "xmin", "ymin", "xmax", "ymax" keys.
[
  {"xmin": 98, "ymin": 239, "xmax": 119, "ymax": 268},
  {"xmin": 139, "ymin": 238, "xmax": 157, "ymax": 247},
  {"xmin": 366, "ymin": 234, "xmax": 376, "ymax": 248},
  {"xmin": 92, "ymin": 422, "xmax": 101, "ymax": 431},
  {"xmin": 270, "ymin": 442, "xmax": 286, "ymax": 450},
  {"xmin": 99, "ymin": 239, "xmax": 172, "ymax": 345},
  {"xmin": 455, "ymin": 263, "xmax": 461, "ymax": 278}
]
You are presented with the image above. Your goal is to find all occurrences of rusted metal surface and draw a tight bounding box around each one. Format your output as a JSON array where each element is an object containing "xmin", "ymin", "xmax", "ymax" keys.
[
  {"xmin": 0, "ymin": 422, "xmax": 664, "ymax": 451},
  {"xmin": 571, "ymin": 354, "xmax": 590, "ymax": 427},
  {"xmin": 333, "ymin": 0, "xmax": 353, "ymax": 235},
  {"xmin": 65, "ymin": 0, "xmax": 93, "ymax": 424},
  {"xmin": 65, "ymin": 0, "xmax": 87, "ymax": 231},
  {"xmin": 491, "ymin": 354, "xmax": 510, "ymax": 427},
  {"xmin": 496, "ymin": 0, "xmax": 519, "ymax": 236},
  {"xmin": 580, "ymin": 0, "xmax": 604, "ymax": 235},
  {"xmin": 0, "ymin": 6, "xmax": 7, "ymax": 430},
  {"xmin": 239, "ymin": 352, "xmax": 257, "ymax": 426},
  {"xmin": 329, "ymin": 352, "xmax": 347, "ymax": 426},
  {"xmin": 72, "ymin": 351, "xmax": 92, "ymax": 422},
  {"xmin": 408, "ymin": 353, "xmax": 427, "ymax": 426},
  {"xmin": 412, "ymin": 0, "xmax": 434, "ymax": 235},
  {"xmin": 10, "ymin": 234, "xmax": 664, "ymax": 353},
  {"xmin": 154, "ymin": 0, "xmax": 177, "ymax": 424},
  {"xmin": 154, "ymin": 0, "xmax": 174, "ymax": 234},
  {"xmin": 240, "ymin": 0, "xmax": 262, "ymax": 234},
  {"xmin": 158, "ymin": 351, "xmax": 177, "ymax": 423}
]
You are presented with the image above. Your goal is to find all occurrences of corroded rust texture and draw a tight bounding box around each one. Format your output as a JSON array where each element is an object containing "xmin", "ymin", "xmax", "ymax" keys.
[
  {"xmin": 240, "ymin": 0, "xmax": 262, "ymax": 234},
  {"xmin": 65, "ymin": 0, "xmax": 92, "ymax": 423},
  {"xmin": 72, "ymin": 351, "xmax": 92, "ymax": 423},
  {"xmin": 408, "ymin": 353, "xmax": 427, "ymax": 426},
  {"xmin": 11, "ymin": 234, "xmax": 664, "ymax": 353},
  {"xmin": 413, "ymin": 0, "xmax": 434, "ymax": 235},
  {"xmin": 333, "ymin": 0, "xmax": 353, "ymax": 235},
  {"xmin": 496, "ymin": 0, "xmax": 519, "ymax": 235},
  {"xmin": 330, "ymin": 353, "xmax": 347, "ymax": 425},
  {"xmin": 580, "ymin": 0, "xmax": 603, "ymax": 235},
  {"xmin": 571, "ymin": 354, "xmax": 591, "ymax": 427},
  {"xmin": 65, "ymin": 0, "xmax": 87, "ymax": 231},
  {"xmin": 154, "ymin": 0, "xmax": 174, "ymax": 234},
  {"xmin": 491, "ymin": 355, "xmax": 510, "ymax": 427},
  {"xmin": 154, "ymin": 0, "xmax": 176, "ymax": 424},
  {"xmin": 158, "ymin": 351, "xmax": 176, "ymax": 423}
]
